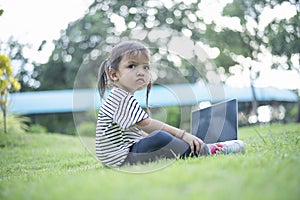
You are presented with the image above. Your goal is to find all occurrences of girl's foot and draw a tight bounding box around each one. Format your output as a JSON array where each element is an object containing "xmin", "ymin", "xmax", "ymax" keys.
[{"xmin": 208, "ymin": 140, "xmax": 245, "ymax": 155}]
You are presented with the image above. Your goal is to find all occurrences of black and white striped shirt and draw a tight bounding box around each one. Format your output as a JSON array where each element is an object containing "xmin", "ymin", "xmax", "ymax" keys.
[{"xmin": 96, "ymin": 88, "xmax": 149, "ymax": 167}]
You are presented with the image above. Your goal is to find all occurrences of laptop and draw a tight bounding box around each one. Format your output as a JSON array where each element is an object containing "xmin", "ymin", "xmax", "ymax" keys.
[{"xmin": 191, "ymin": 99, "xmax": 238, "ymax": 143}]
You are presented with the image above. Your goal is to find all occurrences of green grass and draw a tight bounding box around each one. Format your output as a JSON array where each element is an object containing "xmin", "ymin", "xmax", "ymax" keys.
[{"xmin": 0, "ymin": 123, "xmax": 300, "ymax": 200}]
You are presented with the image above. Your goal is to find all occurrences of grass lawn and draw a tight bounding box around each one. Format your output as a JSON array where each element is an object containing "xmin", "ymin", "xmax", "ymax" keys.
[{"xmin": 0, "ymin": 123, "xmax": 299, "ymax": 200}]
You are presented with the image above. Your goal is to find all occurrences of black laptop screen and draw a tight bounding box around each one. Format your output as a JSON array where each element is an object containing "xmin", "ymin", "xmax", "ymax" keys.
[{"xmin": 191, "ymin": 99, "xmax": 238, "ymax": 143}]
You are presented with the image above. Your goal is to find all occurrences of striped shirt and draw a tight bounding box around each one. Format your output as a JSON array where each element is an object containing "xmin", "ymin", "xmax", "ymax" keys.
[{"xmin": 96, "ymin": 88, "xmax": 149, "ymax": 167}]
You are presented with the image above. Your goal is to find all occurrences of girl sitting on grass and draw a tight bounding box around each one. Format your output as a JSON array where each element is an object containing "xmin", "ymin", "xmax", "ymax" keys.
[{"xmin": 96, "ymin": 40, "xmax": 244, "ymax": 167}]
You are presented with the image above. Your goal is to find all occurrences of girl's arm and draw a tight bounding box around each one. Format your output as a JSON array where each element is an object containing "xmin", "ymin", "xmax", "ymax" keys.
[{"xmin": 137, "ymin": 117, "xmax": 204, "ymax": 154}]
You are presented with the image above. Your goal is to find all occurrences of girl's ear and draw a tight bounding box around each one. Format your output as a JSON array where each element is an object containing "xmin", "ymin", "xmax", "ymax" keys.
[{"xmin": 109, "ymin": 68, "xmax": 119, "ymax": 81}]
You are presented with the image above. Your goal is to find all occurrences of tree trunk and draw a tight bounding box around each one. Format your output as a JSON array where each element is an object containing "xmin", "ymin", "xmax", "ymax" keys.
[
  {"xmin": 250, "ymin": 83, "xmax": 258, "ymax": 116},
  {"xmin": 3, "ymin": 109, "xmax": 7, "ymax": 133},
  {"xmin": 297, "ymin": 100, "xmax": 300, "ymax": 123}
]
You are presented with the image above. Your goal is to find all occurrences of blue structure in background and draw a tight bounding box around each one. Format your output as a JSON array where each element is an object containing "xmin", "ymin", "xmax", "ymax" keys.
[{"xmin": 8, "ymin": 83, "xmax": 298, "ymax": 115}]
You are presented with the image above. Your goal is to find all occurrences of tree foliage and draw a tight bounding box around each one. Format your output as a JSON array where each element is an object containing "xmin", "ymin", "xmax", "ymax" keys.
[
  {"xmin": 0, "ymin": 37, "xmax": 41, "ymax": 91},
  {"xmin": 209, "ymin": 0, "xmax": 299, "ymax": 73},
  {"xmin": 41, "ymin": 0, "xmax": 299, "ymax": 91},
  {"xmin": 40, "ymin": 0, "xmax": 225, "ymax": 90},
  {"xmin": 202, "ymin": 0, "xmax": 299, "ymax": 115}
]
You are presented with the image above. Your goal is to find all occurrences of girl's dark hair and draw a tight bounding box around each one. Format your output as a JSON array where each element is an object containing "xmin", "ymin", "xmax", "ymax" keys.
[{"xmin": 98, "ymin": 40, "xmax": 152, "ymax": 113}]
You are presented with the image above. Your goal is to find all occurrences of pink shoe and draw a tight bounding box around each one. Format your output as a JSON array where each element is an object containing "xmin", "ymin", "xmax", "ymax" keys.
[{"xmin": 208, "ymin": 140, "xmax": 245, "ymax": 155}]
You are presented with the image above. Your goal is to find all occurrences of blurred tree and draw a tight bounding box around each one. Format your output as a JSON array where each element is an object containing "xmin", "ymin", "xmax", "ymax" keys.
[
  {"xmin": 40, "ymin": 0, "xmax": 222, "ymax": 91},
  {"xmin": 0, "ymin": 54, "xmax": 21, "ymax": 133},
  {"xmin": 0, "ymin": 37, "xmax": 41, "ymax": 91},
  {"xmin": 203, "ymin": 0, "xmax": 299, "ymax": 118},
  {"xmin": 42, "ymin": 0, "xmax": 299, "ymax": 91}
]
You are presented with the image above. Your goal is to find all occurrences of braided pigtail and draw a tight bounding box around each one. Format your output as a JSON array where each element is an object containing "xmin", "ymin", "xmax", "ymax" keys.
[
  {"xmin": 98, "ymin": 59, "xmax": 109, "ymax": 99},
  {"xmin": 146, "ymin": 81, "xmax": 152, "ymax": 114}
]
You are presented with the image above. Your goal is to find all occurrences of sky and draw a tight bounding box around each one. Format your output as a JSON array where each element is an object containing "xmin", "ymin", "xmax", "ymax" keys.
[
  {"xmin": 0, "ymin": 0, "xmax": 299, "ymax": 90},
  {"xmin": 0, "ymin": 0, "xmax": 93, "ymax": 63}
]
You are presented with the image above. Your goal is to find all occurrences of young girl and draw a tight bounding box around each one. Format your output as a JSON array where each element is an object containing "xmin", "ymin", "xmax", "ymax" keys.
[{"xmin": 96, "ymin": 40, "xmax": 244, "ymax": 167}]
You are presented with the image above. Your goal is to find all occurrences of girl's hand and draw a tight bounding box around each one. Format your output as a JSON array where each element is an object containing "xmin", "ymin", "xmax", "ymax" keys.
[{"xmin": 182, "ymin": 132, "xmax": 204, "ymax": 154}]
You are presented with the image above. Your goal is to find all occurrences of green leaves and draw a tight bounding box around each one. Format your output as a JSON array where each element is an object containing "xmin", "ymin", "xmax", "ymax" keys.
[
  {"xmin": 40, "ymin": 0, "xmax": 299, "ymax": 91},
  {"xmin": 0, "ymin": 54, "xmax": 23, "ymax": 133}
]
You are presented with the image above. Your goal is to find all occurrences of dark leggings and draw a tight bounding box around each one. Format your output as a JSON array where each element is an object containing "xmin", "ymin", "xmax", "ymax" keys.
[{"xmin": 123, "ymin": 130, "xmax": 209, "ymax": 165}]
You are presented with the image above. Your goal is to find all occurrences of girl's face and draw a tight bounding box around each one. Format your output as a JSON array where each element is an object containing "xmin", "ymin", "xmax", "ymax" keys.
[{"xmin": 110, "ymin": 51, "xmax": 151, "ymax": 94}]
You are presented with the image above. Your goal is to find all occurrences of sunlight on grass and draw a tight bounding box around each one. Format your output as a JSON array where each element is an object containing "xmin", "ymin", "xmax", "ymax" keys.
[{"xmin": 0, "ymin": 123, "xmax": 299, "ymax": 200}]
